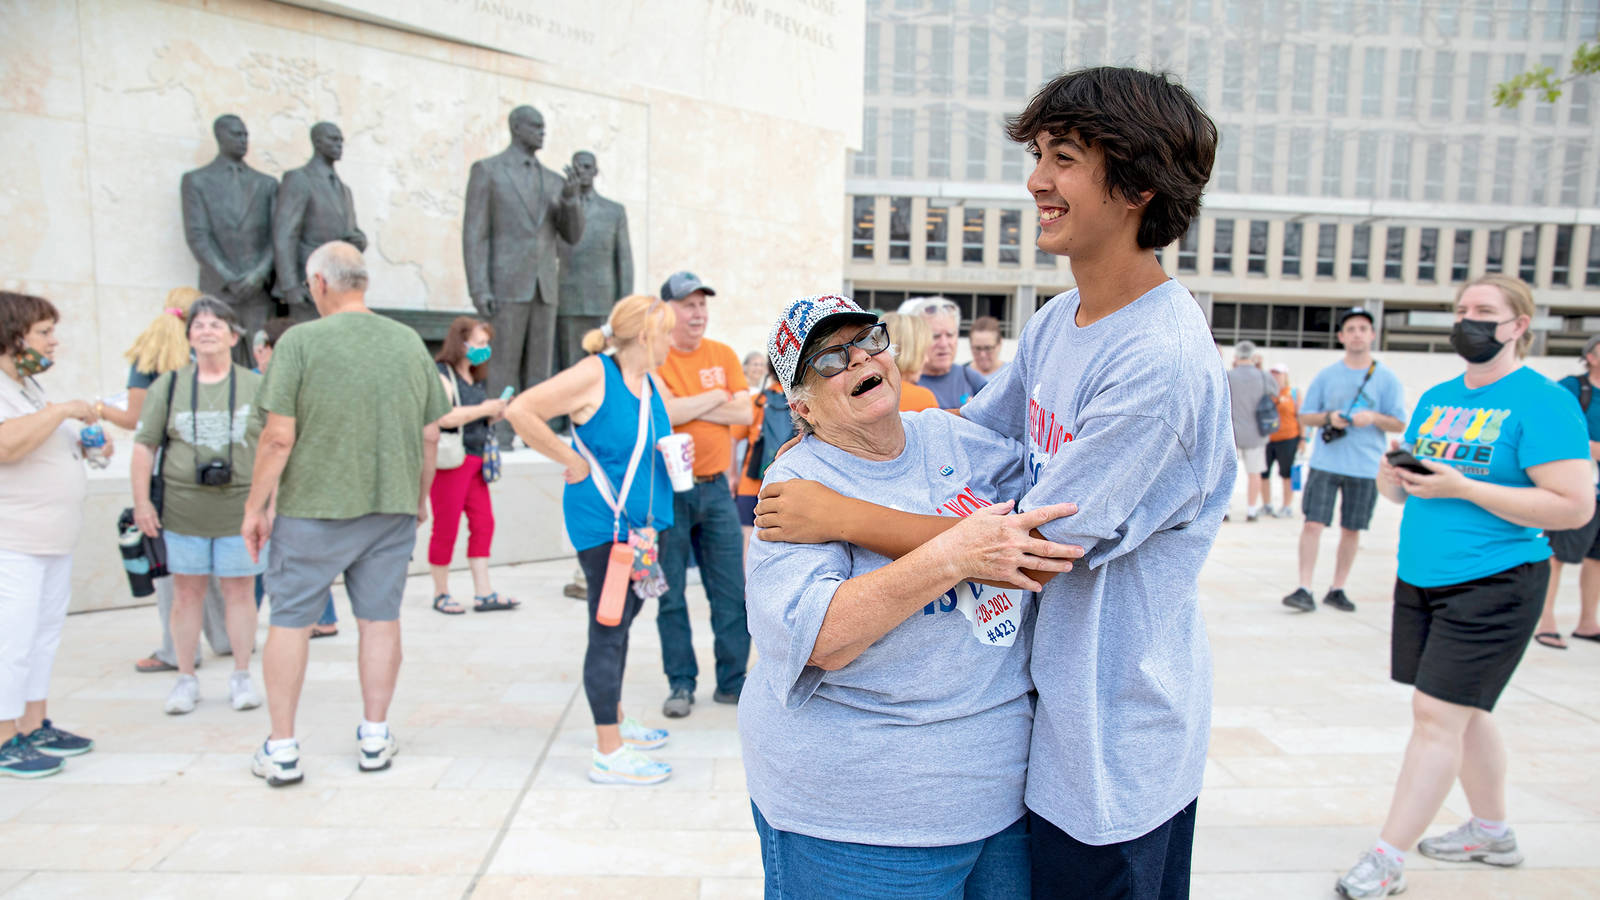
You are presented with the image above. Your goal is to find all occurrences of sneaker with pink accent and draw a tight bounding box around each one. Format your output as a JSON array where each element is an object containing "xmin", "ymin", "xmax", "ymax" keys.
[
  {"xmin": 1336, "ymin": 848, "xmax": 1406, "ymax": 899},
  {"xmin": 1417, "ymin": 820, "xmax": 1523, "ymax": 866}
]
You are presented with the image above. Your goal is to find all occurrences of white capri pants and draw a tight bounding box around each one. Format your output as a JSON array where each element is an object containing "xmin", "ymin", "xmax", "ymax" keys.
[{"xmin": 0, "ymin": 548, "xmax": 72, "ymax": 719}]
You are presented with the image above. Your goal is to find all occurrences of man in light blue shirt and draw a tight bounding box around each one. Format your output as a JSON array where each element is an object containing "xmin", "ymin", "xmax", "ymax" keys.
[{"xmin": 1283, "ymin": 307, "xmax": 1407, "ymax": 614}]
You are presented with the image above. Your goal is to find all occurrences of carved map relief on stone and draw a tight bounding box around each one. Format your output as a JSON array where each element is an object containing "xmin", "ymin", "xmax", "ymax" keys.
[
  {"xmin": 180, "ymin": 114, "xmax": 279, "ymax": 339},
  {"xmin": 273, "ymin": 122, "xmax": 366, "ymax": 318}
]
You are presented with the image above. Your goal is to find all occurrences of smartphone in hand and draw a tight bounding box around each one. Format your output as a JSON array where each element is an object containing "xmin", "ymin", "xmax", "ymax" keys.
[{"xmin": 1385, "ymin": 447, "xmax": 1434, "ymax": 475}]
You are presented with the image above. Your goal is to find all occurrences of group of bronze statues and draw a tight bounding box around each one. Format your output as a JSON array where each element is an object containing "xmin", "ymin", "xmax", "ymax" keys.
[{"xmin": 179, "ymin": 107, "xmax": 634, "ymax": 404}]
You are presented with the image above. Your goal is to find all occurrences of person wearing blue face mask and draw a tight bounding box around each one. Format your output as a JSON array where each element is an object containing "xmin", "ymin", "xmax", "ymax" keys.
[{"xmin": 428, "ymin": 317, "xmax": 515, "ymax": 614}]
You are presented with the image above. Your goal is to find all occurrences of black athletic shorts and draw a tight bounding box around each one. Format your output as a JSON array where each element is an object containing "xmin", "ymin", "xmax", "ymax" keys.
[
  {"xmin": 1391, "ymin": 560, "xmax": 1548, "ymax": 712},
  {"xmin": 1546, "ymin": 502, "xmax": 1600, "ymax": 565},
  {"xmin": 1262, "ymin": 438, "xmax": 1298, "ymax": 478}
]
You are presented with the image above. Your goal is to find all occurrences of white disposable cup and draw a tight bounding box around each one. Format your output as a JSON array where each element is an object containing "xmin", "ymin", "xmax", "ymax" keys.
[{"xmin": 658, "ymin": 433, "xmax": 695, "ymax": 492}]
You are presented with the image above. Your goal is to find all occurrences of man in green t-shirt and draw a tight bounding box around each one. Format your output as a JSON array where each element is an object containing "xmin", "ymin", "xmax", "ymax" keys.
[{"xmin": 242, "ymin": 242, "xmax": 451, "ymax": 787}]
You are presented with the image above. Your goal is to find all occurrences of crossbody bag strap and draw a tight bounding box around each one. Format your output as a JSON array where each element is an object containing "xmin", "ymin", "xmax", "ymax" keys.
[
  {"xmin": 1342, "ymin": 362, "xmax": 1378, "ymax": 417},
  {"xmin": 571, "ymin": 372, "xmax": 653, "ymax": 540}
]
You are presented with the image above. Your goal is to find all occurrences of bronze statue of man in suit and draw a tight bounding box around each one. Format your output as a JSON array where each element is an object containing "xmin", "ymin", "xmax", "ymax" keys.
[
  {"xmin": 273, "ymin": 122, "xmax": 366, "ymax": 321},
  {"xmin": 556, "ymin": 151, "xmax": 633, "ymax": 376},
  {"xmin": 180, "ymin": 114, "xmax": 278, "ymax": 339},
  {"xmin": 463, "ymin": 105, "xmax": 585, "ymax": 444}
]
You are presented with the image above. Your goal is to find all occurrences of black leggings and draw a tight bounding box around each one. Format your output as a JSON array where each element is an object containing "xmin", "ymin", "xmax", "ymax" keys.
[{"xmin": 578, "ymin": 542, "xmax": 647, "ymax": 727}]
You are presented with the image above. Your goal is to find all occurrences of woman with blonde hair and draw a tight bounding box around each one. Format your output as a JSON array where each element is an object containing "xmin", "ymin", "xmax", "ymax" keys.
[
  {"xmin": 880, "ymin": 312, "xmax": 939, "ymax": 412},
  {"xmin": 505, "ymin": 294, "xmax": 679, "ymax": 786},
  {"xmin": 1338, "ymin": 274, "xmax": 1594, "ymax": 898}
]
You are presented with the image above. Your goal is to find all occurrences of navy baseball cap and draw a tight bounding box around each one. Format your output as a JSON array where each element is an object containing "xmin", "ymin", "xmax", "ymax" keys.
[
  {"xmin": 660, "ymin": 271, "xmax": 716, "ymax": 301},
  {"xmin": 1338, "ymin": 306, "xmax": 1375, "ymax": 329}
]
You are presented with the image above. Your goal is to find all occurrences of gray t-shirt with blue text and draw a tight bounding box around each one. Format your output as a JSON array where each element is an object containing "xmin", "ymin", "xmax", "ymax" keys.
[
  {"xmin": 741, "ymin": 410, "xmax": 1034, "ymax": 846},
  {"xmin": 963, "ymin": 279, "xmax": 1236, "ymax": 844}
]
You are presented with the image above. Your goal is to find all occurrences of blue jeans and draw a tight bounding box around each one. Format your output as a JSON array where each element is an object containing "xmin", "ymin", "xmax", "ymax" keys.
[
  {"xmin": 254, "ymin": 577, "xmax": 335, "ymax": 625},
  {"xmin": 655, "ymin": 475, "xmax": 749, "ymax": 695},
  {"xmin": 753, "ymin": 802, "xmax": 1029, "ymax": 900}
]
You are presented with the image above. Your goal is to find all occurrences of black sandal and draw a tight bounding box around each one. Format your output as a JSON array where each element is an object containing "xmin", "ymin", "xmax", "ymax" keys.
[
  {"xmin": 433, "ymin": 594, "xmax": 465, "ymax": 615},
  {"xmin": 473, "ymin": 592, "xmax": 519, "ymax": 612}
]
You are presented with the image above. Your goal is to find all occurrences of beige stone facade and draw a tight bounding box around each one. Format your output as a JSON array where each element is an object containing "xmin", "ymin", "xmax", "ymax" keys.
[{"xmin": 3, "ymin": 0, "xmax": 860, "ymax": 410}]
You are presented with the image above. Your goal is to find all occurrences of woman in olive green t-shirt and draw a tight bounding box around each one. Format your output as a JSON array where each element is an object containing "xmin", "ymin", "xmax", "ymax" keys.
[{"xmin": 131, "ymin": 298, "xmax": 265, "ymax": 717}]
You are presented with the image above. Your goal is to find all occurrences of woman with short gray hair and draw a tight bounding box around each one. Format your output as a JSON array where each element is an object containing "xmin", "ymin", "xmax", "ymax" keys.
[{"xmin": 743, "ymin": 294, "xmax": 1080, "ymax": 896}]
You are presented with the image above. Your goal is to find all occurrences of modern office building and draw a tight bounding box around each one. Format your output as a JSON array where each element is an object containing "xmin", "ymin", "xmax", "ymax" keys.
[{"xmin": 844, "ymin": 0, "xmax": 1600, "ymax": 353}]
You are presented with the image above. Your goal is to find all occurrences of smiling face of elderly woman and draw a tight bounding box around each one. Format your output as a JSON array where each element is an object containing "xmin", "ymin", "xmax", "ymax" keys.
[{"xmin": 789, "ymin": 322, "xmax": 903, "ymax": 438}]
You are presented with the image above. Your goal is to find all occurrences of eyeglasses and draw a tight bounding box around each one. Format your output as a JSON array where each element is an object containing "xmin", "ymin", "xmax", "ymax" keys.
[
  {"xmin": 970, "ymin": 343, "xmax": 999, "ymax": 353},
  {"xmin": 802, "ymin": 323, "xmax": 891, "ymax": 379}
]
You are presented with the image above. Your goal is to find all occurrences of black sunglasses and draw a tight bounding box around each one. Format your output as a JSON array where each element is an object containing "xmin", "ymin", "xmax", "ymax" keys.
[{"xmin": 801, "ymin": 323, "xmax": 891, "ymax": 380}]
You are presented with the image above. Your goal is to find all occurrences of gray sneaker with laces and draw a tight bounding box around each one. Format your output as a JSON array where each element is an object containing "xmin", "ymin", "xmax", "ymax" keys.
[
  {"xmin": 1417, "ymin": 820, "xmax": 1523, "ymax": 866},
  {"xmin": 1337, "ymin": 848, "xmax": 1406, "ymax": 899}
]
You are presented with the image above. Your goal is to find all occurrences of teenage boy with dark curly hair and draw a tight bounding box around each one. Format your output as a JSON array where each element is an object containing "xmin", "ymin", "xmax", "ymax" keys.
[{"xmin": 756, "ymin": 67, "xmax": 1231, "ymax": 897}]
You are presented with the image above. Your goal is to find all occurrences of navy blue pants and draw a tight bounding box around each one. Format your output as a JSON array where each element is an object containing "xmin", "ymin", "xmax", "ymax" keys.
[{"xmin": 1029, "ymin": 799, "xmax": 1197, "ymax": 899}]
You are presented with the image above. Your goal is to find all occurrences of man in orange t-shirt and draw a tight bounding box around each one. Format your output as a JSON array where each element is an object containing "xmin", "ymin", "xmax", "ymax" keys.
[{"xmin": 652, "ymin": 271, "xmax": 753, "ymax": 719}]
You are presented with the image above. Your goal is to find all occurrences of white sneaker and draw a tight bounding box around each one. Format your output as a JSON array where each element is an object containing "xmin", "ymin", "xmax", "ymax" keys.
[
  {"xmin": 356, "ymin": 727, "xmax": 398, "ymax": 772},
  {"xmin": 228, "ymin": 672, "xmax": 261, "ymax": 711},
  {"xmin": 619, "ymin": 716, "xmax": 668, "ymax": 750},
  {"xmin": 251, "ymin": 739, "xmax": 303, "ymax": 787},
  {"xmin": 589, "ymin": 745, "xmax": 671, "ymax": 785},
  {"xmin": 164, "ymin": 674, "xmax": 199, "ymax": 715}
]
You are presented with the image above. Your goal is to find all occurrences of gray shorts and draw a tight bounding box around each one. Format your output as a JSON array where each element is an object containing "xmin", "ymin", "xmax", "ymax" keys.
[
  {"xmin": 1302, "ymin": 468, "xmax": 1378, "ymax": 532},
  {"xmin": 266, "ymin": 514, "xmax": 416, "ymax": 628}
]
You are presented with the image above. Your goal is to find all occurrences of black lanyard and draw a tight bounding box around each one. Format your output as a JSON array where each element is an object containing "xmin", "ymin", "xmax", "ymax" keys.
[{"xmin": 191, "ymin": 364, "xmax": 236, "ymax": 471}]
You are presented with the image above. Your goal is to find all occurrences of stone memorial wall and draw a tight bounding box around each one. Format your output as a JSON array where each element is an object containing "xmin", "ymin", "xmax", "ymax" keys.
[{"xmin": 3, "ymin": 0, "xmax": 862, "ymax": 409}]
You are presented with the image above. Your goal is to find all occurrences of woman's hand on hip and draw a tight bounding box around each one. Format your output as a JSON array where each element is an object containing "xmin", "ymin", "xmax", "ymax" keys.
[
  {"xmin": 935, "ymin": 501, "xmax": 1083, "ymax": 592},
  {"xmin": 564, "ymin": 455, "xmax": 590, "ymax": 485}
]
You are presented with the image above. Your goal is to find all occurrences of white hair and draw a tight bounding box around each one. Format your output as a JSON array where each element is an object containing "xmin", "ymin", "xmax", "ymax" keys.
[
  {"xmin": 898, "ymin": 296, "xmax": 961, "ymax": 329},
  {"xmin": 305, "ymin": 241, "xmax": 369, "ymax": 292}
]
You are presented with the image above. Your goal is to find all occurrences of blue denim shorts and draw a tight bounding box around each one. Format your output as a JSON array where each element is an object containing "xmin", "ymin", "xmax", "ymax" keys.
[{"xmin": 164, "ymin": 531, "xmax": 268, "ymax": 578}]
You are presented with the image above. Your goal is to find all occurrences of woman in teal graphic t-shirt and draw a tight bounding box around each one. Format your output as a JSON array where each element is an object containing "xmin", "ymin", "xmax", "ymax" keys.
[{"xmin": 1336, "ymin": 275, "xmax": 1594, "ymax": 900}]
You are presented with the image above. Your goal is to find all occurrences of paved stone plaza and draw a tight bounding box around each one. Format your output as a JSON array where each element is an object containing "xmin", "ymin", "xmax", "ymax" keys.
[{"xmin": 3, "ymin": 493, "xmax": 1599, "ymax": 899}]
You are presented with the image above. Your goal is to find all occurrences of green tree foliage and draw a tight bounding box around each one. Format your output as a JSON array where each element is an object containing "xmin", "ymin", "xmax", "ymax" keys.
[{"xmin": 1495, "ymin": 36, "xmax": 1600, "ymax": 108}]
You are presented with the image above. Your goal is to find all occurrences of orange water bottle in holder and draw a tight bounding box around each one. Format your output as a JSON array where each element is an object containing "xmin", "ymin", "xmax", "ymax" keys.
[
  {"xmin": 597, "ymin": 541, "xmax": 633, "ymax": 626},
  {"xmin": 572, "ymin": 373, "xmax": 656, "ymax": 628}
]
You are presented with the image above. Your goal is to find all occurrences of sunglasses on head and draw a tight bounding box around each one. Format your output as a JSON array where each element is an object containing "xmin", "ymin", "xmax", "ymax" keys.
[{"xmin": 802, "ymin": 322, "xmax": 890, "ymax": 379}]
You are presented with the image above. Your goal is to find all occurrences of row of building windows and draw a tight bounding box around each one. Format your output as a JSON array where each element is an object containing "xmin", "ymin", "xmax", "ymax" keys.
[
  {"xmin": 856, "ymin": 105, "xmax": 1599, "ymax": 208},
  {"xmin": 865, "ymin": 19, "xmax": 1599, "ymax": 127},
  {"xmin": 850, "ymin": 196, "xmax": 1600, "ymax": 290},
  {"xmin": 1212, "ymin": 126, "xmax": 1599, "ymax": 207},
  {"xmin": 868, "ymin": 0, "xmax": 1598, "ymax": 44},
  {"xmin": 1186, "ymin": 220, "xmax": 1600, "ymax": 287}
]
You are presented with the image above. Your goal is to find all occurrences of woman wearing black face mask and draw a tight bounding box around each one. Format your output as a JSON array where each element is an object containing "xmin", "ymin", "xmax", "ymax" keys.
[{"xmin": 1336, "ymin": 274, "xmax": 1595, "ymax": 899}]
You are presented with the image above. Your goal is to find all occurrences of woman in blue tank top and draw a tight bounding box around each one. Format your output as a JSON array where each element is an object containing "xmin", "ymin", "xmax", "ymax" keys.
[{"xmin": 505, "ymin": 294, "xmax": 677, "ymax": 786}]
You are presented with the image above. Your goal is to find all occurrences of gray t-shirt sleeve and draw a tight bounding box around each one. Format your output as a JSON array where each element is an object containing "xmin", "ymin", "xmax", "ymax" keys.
[
  {"xmin": 960, "ymin": 353, "xmax": 1026, "ymax": 443},
  {"xmin": 745, "ymin": 538, "xmax": 854, "ymax": 710},
  {"xmin": 1024, "ymin": 411, "xmax": 1204, "ymax": 567}
]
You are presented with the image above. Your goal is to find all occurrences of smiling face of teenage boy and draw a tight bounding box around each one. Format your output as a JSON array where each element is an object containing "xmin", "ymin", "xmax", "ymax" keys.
[{"xmin": 1027, "ymin": 131, "xmax": 1153, "ymax": 262}]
